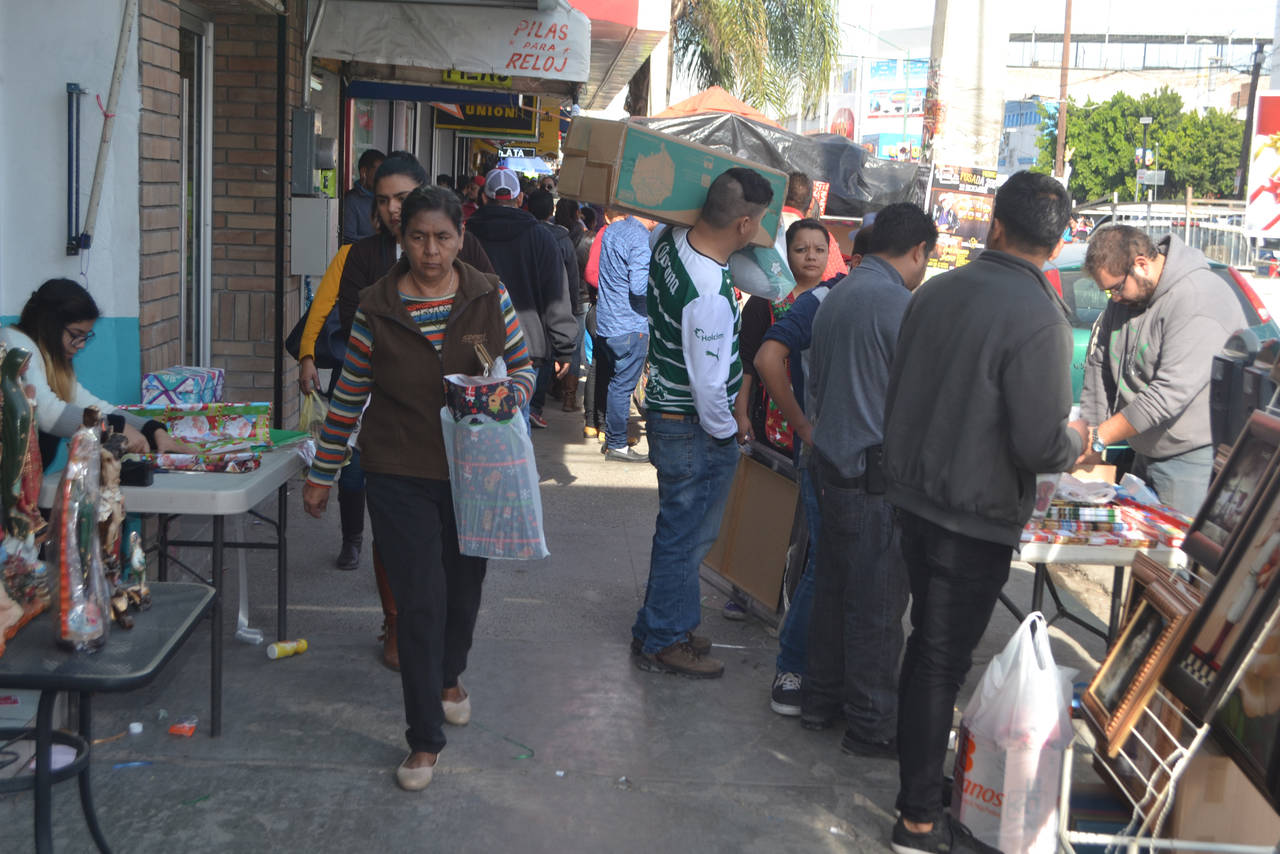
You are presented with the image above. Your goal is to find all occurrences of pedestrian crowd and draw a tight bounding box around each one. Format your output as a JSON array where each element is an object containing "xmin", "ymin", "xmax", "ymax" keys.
[{"xmin": 294, "ymin": 154, "xmax": 1241, "ymax": 854}]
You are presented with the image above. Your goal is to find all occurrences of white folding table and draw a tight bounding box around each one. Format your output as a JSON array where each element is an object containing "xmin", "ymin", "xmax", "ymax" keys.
[
  {"xmin": 39, "ymin": 447, "xmax": 307, "ymax": 736},
  {"xmin": 1002, "ymin": 541, "xmax": 1189, "ymax": 644}
]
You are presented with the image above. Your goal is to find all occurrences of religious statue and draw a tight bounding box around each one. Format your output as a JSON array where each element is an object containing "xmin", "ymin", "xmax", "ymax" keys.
[
  {"xmin": 1, "ymin": 346, "xmax": 45, "ymax": 541},
  {"xmin": 50, "ymin": 409, "xmax": 111, "ymax": 652}
]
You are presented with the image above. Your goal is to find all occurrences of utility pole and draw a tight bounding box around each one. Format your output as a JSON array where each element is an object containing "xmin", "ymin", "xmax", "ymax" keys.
[
  {"xmin": 1237, "ymin": 44, "xmax": 1265, "ymax": 197},
  {"xmin": 1054, "ymin": 0, "xmax": 1072, "ymax": 179},
  {"xmin": 1136, "ymin": 116, "xmax": 1152, "ymax": 203}
]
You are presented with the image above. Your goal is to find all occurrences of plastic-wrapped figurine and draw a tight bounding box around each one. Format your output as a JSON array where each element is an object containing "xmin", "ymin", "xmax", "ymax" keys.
[
  {"xmin": 1, "ymin": 346, "xmax": 46, "ymax": 542},
  {"xmin": 97, "ymin": 437, "xmax": 132, "ymax": 628},
  {"xmin": 49, "ymin": 408, "xmax": 111, "ymax": 652},
  {"xmin": 125, "ymin": 530, "xmax": 150, "ymax": 610}
]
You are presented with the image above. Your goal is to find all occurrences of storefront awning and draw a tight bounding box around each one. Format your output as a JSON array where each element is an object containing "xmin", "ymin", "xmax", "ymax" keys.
[
  {"xmin": 311, "ymin": 0, "xmax": 591, "ymax": 83},
  {"xmin": 569, "ymin": 0, "xmax": 669, "ymax": 109}
]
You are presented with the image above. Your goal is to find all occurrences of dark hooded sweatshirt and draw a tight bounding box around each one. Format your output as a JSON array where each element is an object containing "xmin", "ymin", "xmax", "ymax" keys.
[{"xmin": 466, "ymin": 203, "xmax": 576, "ymax": 361}]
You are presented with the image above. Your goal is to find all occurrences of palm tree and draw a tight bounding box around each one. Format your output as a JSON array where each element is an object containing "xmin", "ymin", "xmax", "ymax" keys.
[{"xmin": 672, "ymin": 0, "xmax": 840, "ymax": 119}]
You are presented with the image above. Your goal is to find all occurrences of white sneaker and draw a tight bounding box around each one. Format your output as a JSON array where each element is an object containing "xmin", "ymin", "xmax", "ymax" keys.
[{"xmin": 443, "ymin": 681, "xmax": 471, "ymax": 726}]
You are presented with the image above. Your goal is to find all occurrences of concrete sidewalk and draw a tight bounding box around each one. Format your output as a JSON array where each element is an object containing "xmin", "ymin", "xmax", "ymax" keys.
[{"xmin": 0, "ymin": 403, "xmax": 1108, "ymax": 853}]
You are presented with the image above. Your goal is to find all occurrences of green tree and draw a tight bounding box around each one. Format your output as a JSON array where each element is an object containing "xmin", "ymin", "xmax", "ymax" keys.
[
  {"xmin": 1163, "ymin": 109, "xmax": 1243, "ymax": 198},
  {"xmin": 1034, "ymin": 87, "xmax": 1243, "ymax": 201},
  {"xmin": 673, "ymin": 0, "xmax": 839, "ymax": 118}
]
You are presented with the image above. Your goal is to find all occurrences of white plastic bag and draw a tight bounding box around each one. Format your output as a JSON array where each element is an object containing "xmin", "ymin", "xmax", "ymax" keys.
[
  {"xmin": 440, "ymin": 407, "xmax": 548, "ymax": 560},
  {"xmin": 951, "ymin": 612, "xmax": 1076, "ymax": 854}
]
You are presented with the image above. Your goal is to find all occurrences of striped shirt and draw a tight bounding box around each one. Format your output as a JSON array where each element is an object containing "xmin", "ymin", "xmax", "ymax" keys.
[
  {"xmin": 307, "ymin": 284, "xmax": 534, "ymax": 487},
  {"xmin": 646, "ymin": 226, "xmax": 742, "ymax": 439}
]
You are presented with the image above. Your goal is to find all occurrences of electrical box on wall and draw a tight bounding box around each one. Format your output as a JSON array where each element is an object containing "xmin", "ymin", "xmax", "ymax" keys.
[
  {"xmin": 291, "ymin": 107, "xmax": 317, "ymax": 196},
  {"xmin": 291, "ymin": 197, "xmax": 338, "ymax": 277}
]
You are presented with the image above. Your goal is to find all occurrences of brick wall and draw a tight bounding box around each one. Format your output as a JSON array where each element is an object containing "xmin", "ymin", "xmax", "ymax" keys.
[
  {"xmin": 137, "ymin": 0, "xmax": 183, "ymax": 374},
  {"xmin": 210, "ymin": 6, "xmax": 303, "ymax": 424}
]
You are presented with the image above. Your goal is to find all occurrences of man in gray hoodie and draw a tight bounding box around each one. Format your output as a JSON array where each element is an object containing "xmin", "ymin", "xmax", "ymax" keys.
[
  {"xmin": 1078, "ymin": 226, "xmax": 1246, "ymax": 516},
  {"xmin": 882, "ymin": 171, "xmax": 1086, "ymax": 854}
]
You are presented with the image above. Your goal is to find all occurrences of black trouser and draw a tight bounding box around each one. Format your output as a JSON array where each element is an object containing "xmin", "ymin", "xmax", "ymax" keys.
[
  {"xmin": 365, "ymin": 472, "xmax": 487, "ymax": 754},
  {"xmin": 802, "ymin": 457, "xmax": 910, "ymax": 741},
  {"xmin": 895, "ymin": 511, "xmax": 1011, "ymax": 825},
  {"xmin": 583, "ymin": 304, "xmax": 615, "ymax": 430}
]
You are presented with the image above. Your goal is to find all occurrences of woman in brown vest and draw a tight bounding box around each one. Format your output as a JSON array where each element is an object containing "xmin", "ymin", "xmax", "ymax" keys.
[{"xmin": 302, "ymin": 187, "xmax": 536, "ymax": 792}]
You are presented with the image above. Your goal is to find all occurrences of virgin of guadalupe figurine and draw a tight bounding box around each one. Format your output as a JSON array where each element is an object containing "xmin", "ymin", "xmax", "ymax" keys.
[
  {"xmin": 49, "ymin": 408, "xmax": 111, "ymax": 652},
  {"xmin": 1, "ymin": 346, "xmax": 45, "ymax": 541}
]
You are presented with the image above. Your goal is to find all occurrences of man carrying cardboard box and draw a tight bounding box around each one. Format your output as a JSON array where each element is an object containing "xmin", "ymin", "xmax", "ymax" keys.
[{"xmin": 630, "ymin": 167, "xmax": 774, "ymax": 678}]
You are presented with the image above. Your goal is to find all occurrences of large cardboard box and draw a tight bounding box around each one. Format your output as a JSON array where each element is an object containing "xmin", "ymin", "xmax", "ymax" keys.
[
  {"xmin": 1166, "ymin": 740, "xmax": 1280, "ymax": 850},
  {"xmin": 558, "ymin": 117, "xmax": 787, "ymax": 248},
  {"xmin": 702, "ymin": 455, "xmax": 798, "ymax": 608}
]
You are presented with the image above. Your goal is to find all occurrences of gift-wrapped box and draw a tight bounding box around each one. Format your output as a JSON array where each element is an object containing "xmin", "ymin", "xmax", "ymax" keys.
[
  {"xmin": 141, "ymin": 366, "xmax": 225, "ymax": 405},
  {"xmin": 120, "ymin": 402, "xmax": 272, "ymax": 473}
]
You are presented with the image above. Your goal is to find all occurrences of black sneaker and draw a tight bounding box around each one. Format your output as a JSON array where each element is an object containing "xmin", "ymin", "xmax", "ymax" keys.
[
  {"xmin": 890, "ymin": 813, "xmax": 1002, "ymax": 854},
  {"xmin": 769, "ymin": 672, "xmax": 802, "ymax": 716},
  {"xmin": 841, "ymin": 730, "xmax": 898, "ymax": 759}
]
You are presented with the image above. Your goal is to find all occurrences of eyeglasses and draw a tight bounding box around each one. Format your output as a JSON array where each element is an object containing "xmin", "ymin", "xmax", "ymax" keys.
[
  {"xmin": 65, "ymin": 328, "xmax": 95, "ymax": 345},
  {"xmin": 1098, "ymin": 266, "xmax": 1134, "ymax": 297}
]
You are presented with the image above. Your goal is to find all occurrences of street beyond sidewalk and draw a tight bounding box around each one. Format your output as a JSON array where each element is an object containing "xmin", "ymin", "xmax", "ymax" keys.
[{"xmin": 0, "ymin": 404, "xmax": 1108, "ymax": 853}]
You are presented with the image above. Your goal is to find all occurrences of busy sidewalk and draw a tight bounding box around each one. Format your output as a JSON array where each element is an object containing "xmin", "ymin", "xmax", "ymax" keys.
[{"xmin": 0, "ymin": 403, "xmax": 1106, "ymax": 853}]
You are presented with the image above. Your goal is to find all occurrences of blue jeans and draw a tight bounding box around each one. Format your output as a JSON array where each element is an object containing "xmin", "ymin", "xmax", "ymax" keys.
[
  {"xmin": 776, "ymin": 466, "xmax": 820, "ymax": 675},
  {"xmin": 530, "ymin": 357, "xmax": 553, "ymax": 417},
  {"xmin": 632, "ymin": 413, "xmax": 740, "ymax": 653},
  {"xmin": 604, "ymin": 332, "xmax": 648, "ymax": 449},
  {"xmin": 803, "ymin": 456, "xmax": 910, "ymax": 742},
  {"xmin": 1134, "ymin": 445, "xmax": 1213, "ymax": 517}
]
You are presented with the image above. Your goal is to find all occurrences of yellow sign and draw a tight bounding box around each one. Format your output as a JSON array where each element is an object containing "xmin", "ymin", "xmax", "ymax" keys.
[{"xmin": 443, "ymin": 70, "xmax": 513, "ymax": 89}]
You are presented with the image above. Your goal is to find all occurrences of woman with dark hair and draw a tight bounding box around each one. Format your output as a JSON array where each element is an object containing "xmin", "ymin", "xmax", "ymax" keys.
[
  {"xmin": 302, "ymin": 186, "xmax": 535, "ymax": 792},
  {"xmin": 0, "ymin": 278, "xmax": 182, "ymax": 467},
  {"xmin": 295, "ymin": 152, "xmax": 492, "ymax": 672}
]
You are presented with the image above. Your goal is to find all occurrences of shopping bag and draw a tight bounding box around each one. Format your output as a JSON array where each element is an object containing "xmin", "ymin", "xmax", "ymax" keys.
[
  {"xmin": 951, "ymin": 612, "xmax": 1075, "ymax": 854},
  {"xmin": 299, "ymin": 391, "xmax": 328, "ymax": 441},
  {"xmin": 728, "ymin": 224, "xmax": 796, "ymax": 302},
  {"xmin": 440, "ymin": 407, "xmax": 548, "ymax": 560}
]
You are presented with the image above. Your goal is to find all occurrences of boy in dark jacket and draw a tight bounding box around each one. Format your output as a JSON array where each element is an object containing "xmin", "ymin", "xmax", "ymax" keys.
[{"xmin": 882, "ymin": 171, "xmax": 1088, "ymax": 854}]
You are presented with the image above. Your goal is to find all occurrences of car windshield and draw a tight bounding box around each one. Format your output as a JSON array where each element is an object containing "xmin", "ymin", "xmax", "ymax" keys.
[{"xmin": 1056, "ymin": 268, "xmax": 1262, "ymax": 331}]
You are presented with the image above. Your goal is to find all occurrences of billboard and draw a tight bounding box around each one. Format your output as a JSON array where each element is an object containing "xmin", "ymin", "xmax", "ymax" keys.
[
  {"xmin": 1246, "ymin": 91, "xmax": 1280, "ymax": 237},
  {"xmin": 926, "ymin": 164, "xmax": 999, "ymax": 271}
]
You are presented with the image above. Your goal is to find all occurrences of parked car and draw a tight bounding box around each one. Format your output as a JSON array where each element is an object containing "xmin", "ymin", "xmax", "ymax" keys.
[{"xmin": 1042, "ymin": 243, "xmax": 1279, "ymax": 401}]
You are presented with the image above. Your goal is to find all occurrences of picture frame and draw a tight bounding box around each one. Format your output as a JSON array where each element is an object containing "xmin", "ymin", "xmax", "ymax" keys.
[
  {"xmin": 1165, "ymin": 463, "xmax": 1280, "ymax": 719},
  {"xmin": 1210, "ymin": 600, "xmax": 1280, "ymax": 810},
  {"xmin": 1123, "ymin": 553, "xmax": 1201, "ymax": 628},
  {"xmin": 1184, "ymin": 411, "xmax": 1280, "ymax": 573},
  {"xmin": 1084, "ymin": 578, "xmax": 1197, "ymax": 757}
]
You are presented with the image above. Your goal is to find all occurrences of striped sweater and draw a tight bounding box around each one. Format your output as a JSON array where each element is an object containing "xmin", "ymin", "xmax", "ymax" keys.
[{"xmin": 306, "ymin": 284, "xmax": 534, "ymax": 487}]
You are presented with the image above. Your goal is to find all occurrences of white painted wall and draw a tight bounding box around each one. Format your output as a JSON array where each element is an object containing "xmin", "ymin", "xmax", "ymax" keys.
[{"xmin": 0, "ymin": 0, "xmax": 141, "ymax": 318}]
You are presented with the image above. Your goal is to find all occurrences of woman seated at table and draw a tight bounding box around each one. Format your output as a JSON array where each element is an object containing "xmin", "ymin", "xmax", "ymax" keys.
[
  {"xmin": 302, "ymin": 186, "xmax": 535, "ymax": 792},
  {"xmin": 0, "ymin": 278, "xmax": 183, "ymax": 467}
]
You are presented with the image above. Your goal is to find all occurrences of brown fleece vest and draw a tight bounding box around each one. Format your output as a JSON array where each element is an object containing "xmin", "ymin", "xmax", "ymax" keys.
[{"xmin": 355, "ymin": 257, "xmax": 507, "ymax": 480}]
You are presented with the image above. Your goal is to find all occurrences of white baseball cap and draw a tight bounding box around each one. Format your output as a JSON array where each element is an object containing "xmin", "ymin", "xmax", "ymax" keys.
[{"xmin": 484, "ymin": 168, "xmax": 521, "ymax": 199}]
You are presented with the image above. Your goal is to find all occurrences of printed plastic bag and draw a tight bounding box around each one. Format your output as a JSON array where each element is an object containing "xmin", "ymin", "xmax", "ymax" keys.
[
  {"xmin": 440, "ymin": 407, "xmax": 548, "ymax": 560},
  {"xmin": 951, "ymin": 612, "xmax": 1075, "ymax": 854},
  {"xmin": 728, "ymin": 224, "xmax": 797, "ymax": 301},
  {"xmin": 299, "ymin": 391, "xmax": 328, "ymax": 441}
]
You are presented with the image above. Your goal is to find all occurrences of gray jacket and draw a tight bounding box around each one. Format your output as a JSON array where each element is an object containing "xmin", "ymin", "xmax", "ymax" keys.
[
  {"xmin": 1080, "ymin": 234, "xmax": 1246, "ymax": 460},
  {"xmin": 883, "ymin": 250, "xmax": 1083, "ymax": 547}
]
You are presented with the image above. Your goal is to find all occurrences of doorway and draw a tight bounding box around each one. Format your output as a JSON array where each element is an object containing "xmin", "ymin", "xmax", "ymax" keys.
[{"xmin": 179, "ymin": 11, "xmax": 212, "ymax": 366}]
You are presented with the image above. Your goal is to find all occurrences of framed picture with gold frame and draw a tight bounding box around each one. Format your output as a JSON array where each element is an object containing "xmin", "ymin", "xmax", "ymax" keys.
[
  {"xmin": 1184, "ymin": 411, "xmax": 1280, "ymax": 574},
  {"xmin": 1084, "ymin": 578, "xmax": 1197, "ymax": 757}
]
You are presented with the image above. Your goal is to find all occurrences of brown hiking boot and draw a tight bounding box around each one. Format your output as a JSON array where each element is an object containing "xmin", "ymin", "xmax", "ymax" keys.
[
  {"xmin": 633, "ymin": 641, "xmax": 724, "ymax": 679},
  {"xmin": 631, "ymin": 633, "xmax": 711, "ymax": 656}
]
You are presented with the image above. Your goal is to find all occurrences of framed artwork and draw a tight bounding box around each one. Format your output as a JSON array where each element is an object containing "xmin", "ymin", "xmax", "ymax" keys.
[
  {"xmin": 1184, "ymin": 411, "xmax": 1280, "ymax": 573},
  {"xmin": 1084, "ymin": 579, "xmax": 1197, "ymax": 757},
  {"xmin": 1165, "ymin": 466, "xmax": 1280, "ymax": 719},
  {"xmin": 1123, "ymin": 553, "xmax": 1200, "ymax": 628},
  {"xmin": 1211, "ymin": 601, "xmax": 1280, "ymax": 810}
]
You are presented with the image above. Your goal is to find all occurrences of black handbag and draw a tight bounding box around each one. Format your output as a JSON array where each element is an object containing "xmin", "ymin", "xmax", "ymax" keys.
[{"xmin": 285, "ymin": 303, "xmax": 348, "ymax": 370}]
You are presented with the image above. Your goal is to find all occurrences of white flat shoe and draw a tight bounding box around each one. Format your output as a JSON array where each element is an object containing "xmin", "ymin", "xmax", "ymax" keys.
[
  {"xmin": 442, "ymin": 681, "xmax": 471, "ymax": 726},
  {"xmin": 395, "ymin": 754, "xmax": 435, "ymax": 791}
]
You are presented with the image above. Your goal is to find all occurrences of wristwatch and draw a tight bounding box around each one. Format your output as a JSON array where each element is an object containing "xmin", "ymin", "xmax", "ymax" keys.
[{"xmin": 1090, "ymin": 428, "xmax": 1106, "ymax": 455}]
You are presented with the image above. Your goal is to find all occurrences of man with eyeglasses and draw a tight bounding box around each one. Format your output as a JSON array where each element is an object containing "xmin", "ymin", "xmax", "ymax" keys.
[{"xmin": 1078, "ymin": 225, "xmax": 1246, "ymax": 516}]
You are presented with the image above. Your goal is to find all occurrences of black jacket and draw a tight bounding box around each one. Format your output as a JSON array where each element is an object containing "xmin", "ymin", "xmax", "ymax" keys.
[
  {"xmin": 883, "ymin": 249, "xmax": 1084, "ymax": 547},
  {"xmin": 539, "ymin": 220, "xmax": 583, "ymax": 315},
  {"xmin": 467, "ymin": 204, "xmax": 576, "ymax": 360}
]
